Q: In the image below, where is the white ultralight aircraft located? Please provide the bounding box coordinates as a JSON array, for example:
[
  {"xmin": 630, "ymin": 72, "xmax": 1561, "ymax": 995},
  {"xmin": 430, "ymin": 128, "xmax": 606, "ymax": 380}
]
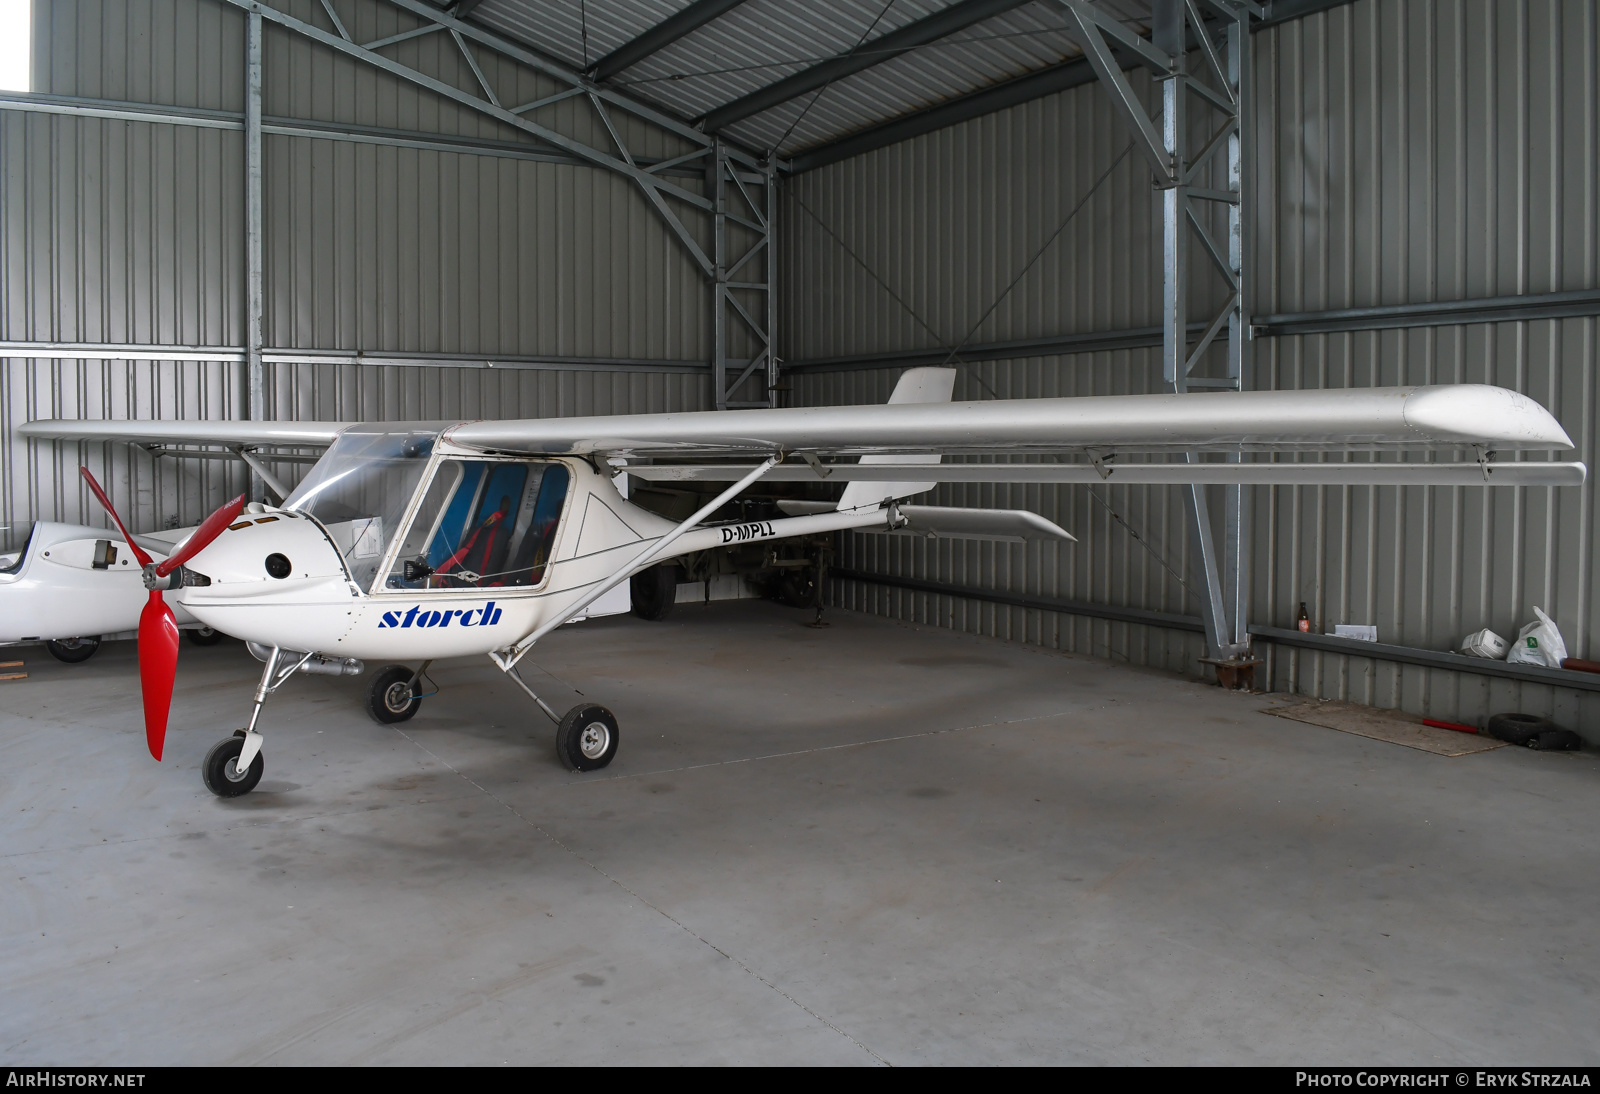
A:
[{"xmin": 16, "ymin": 369, "xmax": 1583, "ymax": 798}]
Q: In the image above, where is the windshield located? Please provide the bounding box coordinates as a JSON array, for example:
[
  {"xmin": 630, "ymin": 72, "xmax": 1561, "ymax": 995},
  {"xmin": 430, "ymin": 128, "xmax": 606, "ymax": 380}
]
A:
[{"xmin": 284, "ymin": 425, "xmax": 446, "ymax": 590}]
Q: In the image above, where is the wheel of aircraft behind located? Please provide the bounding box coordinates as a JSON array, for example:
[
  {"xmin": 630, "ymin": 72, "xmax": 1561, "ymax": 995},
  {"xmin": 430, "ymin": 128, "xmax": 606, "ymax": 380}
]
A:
[
  {"xmin": 778, "ymin": 565, "xmax": 821, "ymax": 609},
  {"xmin": 45, "ymin": 636, "xmax": 101, "ymax": 664},
  {"xmin": 185, "ymin": 626, "xmax": 223, "ymax": 647},
  {"xmin": 630, "ymin": 563, "xmax": 677, "ymax": 621}
]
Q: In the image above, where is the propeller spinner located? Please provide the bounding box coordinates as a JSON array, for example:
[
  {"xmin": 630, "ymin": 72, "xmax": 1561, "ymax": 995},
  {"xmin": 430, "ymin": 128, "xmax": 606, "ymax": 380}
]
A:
[{"xmin": 79, "ymin": 467, "xmax": 245, "ymax": 760}]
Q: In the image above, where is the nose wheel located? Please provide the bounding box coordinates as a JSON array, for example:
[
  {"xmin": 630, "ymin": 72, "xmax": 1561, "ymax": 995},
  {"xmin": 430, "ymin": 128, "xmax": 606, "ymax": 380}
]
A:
[
  {"xmin": 200, "ymin": 645, "xmax": 301, "ymax": 797},
  {"xmin": 202, "ymin": 733, "xmax": 264, "ymax": 797}
]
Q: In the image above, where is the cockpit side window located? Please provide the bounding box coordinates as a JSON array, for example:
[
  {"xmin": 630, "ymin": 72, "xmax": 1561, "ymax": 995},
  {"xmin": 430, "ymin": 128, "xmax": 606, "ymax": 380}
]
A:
[
  {"xmin": 384, "ymin": 459, "xmax": 570, "ymax": 593},
  {"xmin": 504, "ymin": 465, "xmax": 569, "ymax": 587},
  {"xmin": 430, "ymin": 463, "xmax": 527, "ymax": 585}
]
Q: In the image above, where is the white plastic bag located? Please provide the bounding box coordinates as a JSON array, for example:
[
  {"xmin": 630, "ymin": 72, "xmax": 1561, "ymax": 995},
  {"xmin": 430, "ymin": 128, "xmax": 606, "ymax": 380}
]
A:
[{"xmin": 1505, "ymin": 606, "xmax": 1567, "ymax": 668}]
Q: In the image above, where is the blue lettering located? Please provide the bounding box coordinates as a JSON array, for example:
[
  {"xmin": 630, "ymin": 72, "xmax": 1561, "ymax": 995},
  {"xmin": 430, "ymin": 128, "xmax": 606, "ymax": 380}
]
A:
[{"xmin": 379, "ymin": 604, "xmax": 503, "ymax": 629}]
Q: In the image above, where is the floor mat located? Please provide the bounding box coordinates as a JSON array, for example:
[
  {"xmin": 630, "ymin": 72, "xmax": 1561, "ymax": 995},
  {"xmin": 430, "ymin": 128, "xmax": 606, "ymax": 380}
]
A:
[{"xmin": 1261, "ymin": 698, "xmax": 1507, "ymax": 756}]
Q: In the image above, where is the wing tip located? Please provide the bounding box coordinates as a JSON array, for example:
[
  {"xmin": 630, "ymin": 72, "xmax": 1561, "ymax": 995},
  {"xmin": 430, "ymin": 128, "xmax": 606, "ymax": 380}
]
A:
[{"xmin": 1406, "ymin": 385, "xmax": 1575, "ymax": 450}]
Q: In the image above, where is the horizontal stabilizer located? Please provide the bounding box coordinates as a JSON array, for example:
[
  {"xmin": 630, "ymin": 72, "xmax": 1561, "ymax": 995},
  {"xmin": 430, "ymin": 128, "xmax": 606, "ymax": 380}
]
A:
[
  {"xmin": 891, "ymin": 505, "xmax": 1076, "ymax": 543},
  {"xmin": 773, "ymin": 500, "xmax": 1073, "ymax": 542}
]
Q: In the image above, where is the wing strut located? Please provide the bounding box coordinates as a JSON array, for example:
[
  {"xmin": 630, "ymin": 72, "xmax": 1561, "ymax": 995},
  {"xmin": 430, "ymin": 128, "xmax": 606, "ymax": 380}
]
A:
[
  {"xmin": 489, "ymin": 455, "xmax": 779, "ymax": 674},
  {"xmin": 231, "ymin": 447, "xmax": 291, "ymax": 500}
]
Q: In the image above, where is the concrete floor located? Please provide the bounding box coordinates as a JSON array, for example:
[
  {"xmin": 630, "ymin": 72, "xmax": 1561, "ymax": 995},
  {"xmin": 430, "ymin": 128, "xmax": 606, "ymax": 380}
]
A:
[{"xmin": 2, "ymin": 600, "xmax": 1597, "ymax": 1065}]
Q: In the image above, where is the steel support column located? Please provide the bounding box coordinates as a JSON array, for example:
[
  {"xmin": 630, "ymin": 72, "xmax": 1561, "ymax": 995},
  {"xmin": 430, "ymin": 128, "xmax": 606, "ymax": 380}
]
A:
[
  {"xmin": 1222, "ymin": 7, "xmax": 1252, "ymax": 652},
  {"xmin": 1061, "ymin": 0, "xmax": 1258, "ymax": 658},
  {"xmin": 709, "ymin": 142, "xmax": 776, "ymax": 409},
  {"xmin": 1159, "ymin": 0, "xmax": 1255, "ymax": 659},
  {"xmin": 245, "ymin": 11, "xmax": 265, "ymax": 501},
  {"xmin": 712, "ymin": 141, "xmax": 729, "ymax": 408}
]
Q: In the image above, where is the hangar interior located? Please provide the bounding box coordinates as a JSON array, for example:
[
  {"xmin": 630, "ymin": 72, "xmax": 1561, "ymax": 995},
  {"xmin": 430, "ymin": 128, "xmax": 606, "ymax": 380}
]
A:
[{"xmin": 2, "ymin": 0, "xmax": 1598, "ymax": 1066}]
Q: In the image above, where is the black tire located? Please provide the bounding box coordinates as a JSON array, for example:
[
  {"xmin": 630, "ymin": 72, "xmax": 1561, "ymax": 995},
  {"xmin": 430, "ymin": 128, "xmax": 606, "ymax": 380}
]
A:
[
  {"xmin": 556, "ymin": 704, "xmax": 619, "ymax": 772},
  {"xmin": 366, "ymin": 664, "xmax": 422, "ymax": 724},
  {"xmin": 1486, "ymin": 712, "xmax": 1558, "ymax": 746},
  {"xmin": 202, "ymin": 735, "xmax": 264, "ymax": 797},
  {"xmin": 46, "ymin": 636, "xmax": 100, "ymax": 664},
  {"xmin": 778, "ymin": 567, "xmax": 820, "ymax": 609},
  {"xmin": 185, "ymin": 626, "xmax": 223, "ymax": 647},
  {"xmin": 630, "ymin": 564, "xmax": 678, "ymax": 621},
  {"xmin": 1528, "ymin": 728, "xmax": 1582, "ymax": 751}
]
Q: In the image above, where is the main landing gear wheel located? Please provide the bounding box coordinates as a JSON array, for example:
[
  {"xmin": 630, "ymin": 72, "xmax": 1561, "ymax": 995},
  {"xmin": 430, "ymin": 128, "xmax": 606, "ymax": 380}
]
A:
[
  {"xmin": 367, "ymin": 665, "xmax": 423, "ymax": 724},
  {"xmin": 185, "ymin": 626, "xmax": 223, "ymax": 647},
  {"xmin": 202, "ymin": 733, "xmax": 264, "ymax": 797},
  {"xmin": 46, "ymin": 636, "xmax": 101, "ymax": 664},
  {"xmin": 778, "ymin": 567, "xmax": 820, "ymax": 609},
  {"xmin": 630, "ymin": 564, "xmax": 678, "ymax": 621},
  {"xmin": 556, "ymin": 704, "xmax": 619, "ymax": 771}
]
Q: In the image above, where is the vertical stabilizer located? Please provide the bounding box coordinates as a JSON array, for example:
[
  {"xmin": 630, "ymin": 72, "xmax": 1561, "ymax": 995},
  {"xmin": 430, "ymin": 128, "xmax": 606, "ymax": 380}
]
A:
[{"xmin": 836, "ymin": 367, "xmax": 958, "ymax": 511}]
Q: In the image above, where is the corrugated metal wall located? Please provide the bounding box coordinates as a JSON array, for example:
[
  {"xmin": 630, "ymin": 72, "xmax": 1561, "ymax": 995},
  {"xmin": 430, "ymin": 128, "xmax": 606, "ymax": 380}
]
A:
[
  {"xmin": 2, "ymin": 0, "xmax": 712, "ymax": 546},
  {"xmin": 782, "ymin": 0, "xmax": 1600, "ymax": 732}
]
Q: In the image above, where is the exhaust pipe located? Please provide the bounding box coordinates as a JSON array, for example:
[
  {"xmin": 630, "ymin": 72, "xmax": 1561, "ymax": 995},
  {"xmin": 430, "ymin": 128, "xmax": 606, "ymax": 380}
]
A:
[{"xmin": 247, "ymin": 641, "xmax": 364, "ymax": 676}]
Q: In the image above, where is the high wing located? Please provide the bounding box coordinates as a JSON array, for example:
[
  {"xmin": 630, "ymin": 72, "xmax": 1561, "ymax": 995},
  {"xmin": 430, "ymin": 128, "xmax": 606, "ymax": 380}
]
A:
[
  {"xmin": 18, "ymin": 419, "xmax": 353, "ymax": 501},
  {"xmin": 18, "ymin": 419, "xmax": 352, "ymax": 447},
  {"xmin": 20, "ymin": 382, "xmax": 1584, "ymax": 487},
  {"xmin": 447, "ymin": 383, "xmax": 1583, "ymax": 488},
  {"xmin": 449, "ymin": 384, "xmax": 1572, "ymax": 457}
]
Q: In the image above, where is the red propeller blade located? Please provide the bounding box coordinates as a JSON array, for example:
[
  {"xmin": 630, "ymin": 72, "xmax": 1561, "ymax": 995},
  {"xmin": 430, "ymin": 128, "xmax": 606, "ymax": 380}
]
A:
[
  {"xmin": 155, "ymin": 493, "xmax": 246, "ymax": 577},
  {"xmin": 138, "ymin": 592, "xmax": 180, "ymax": 761},
  {"xmin": 79, "ymin": 467, "xmax": 244, "ymax": 762},
  {"xmin": 79, "ymin": 467, "xmax": 153, "ymax": 568}
]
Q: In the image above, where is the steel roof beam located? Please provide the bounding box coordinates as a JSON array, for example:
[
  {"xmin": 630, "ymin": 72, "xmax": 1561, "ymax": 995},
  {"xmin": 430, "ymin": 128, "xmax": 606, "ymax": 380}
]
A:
[
  {"xmin": 698, "ymin": 0, "xmax": 1037, "ymax": 134},
  {"xmin": 591, "ymin": 0, "xmax": 750, "ymax": 82},
  {"xmin": 788, "ymin": 56, "xmax": 1096, "ymax": 173},
  {"xmin": 452, "ymin": 0, "xmax": 488, "ymax": 17},
  {"xmin": 367, "ymin": 0, "xmax": 769, "ymax": 166},
  {"xmin": 217, "ymin": 0, "xmax": 720, "ymax": 277},
  {"xmin": 787, "ymin": 0, "xmax": 1355, "ymax": 172}
]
